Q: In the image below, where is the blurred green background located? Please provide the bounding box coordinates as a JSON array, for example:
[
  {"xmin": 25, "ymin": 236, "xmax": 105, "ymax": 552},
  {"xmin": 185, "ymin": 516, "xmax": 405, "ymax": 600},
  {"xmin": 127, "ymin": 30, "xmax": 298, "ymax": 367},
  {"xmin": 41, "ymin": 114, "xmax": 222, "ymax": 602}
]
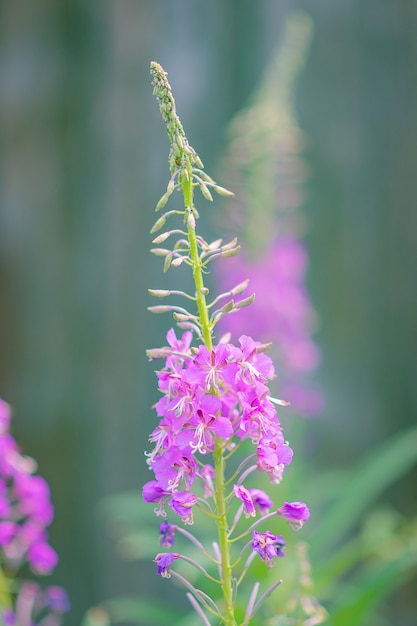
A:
[{"xmin": 0, "ymin": 1, "xmax": 416, "ymax": 625}]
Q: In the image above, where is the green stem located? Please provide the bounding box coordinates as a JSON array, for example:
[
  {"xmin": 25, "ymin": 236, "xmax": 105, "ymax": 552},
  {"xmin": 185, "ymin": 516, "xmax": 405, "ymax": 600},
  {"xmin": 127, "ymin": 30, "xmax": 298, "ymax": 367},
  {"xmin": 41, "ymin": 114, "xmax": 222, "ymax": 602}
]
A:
[
  {"xmin": 0, "ymin": 564, "xmax": 12, "ymax": 615},
  {"xmin": 182, "ymin": 162, "xmax": 212, "ymax": 350},
  {"xmin": 213, "ymin": 440, "xmax": 236, "ymax": 626},
  {"xmin": 180, "ymin": 161, "xmax": 236, "ymax": 626}
]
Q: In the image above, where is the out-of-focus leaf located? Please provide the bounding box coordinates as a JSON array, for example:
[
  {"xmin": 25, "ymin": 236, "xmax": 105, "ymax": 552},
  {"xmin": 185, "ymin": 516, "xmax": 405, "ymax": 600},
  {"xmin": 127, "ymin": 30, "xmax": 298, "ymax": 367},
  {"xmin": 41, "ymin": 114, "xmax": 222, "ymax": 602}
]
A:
[
  {"xmin": 99, "ymin": 492, "xmax": 152, "ymax": 526},
  {"xmin": 330, "ymin": 549, "xmax": 417, "ymax": 626},
  {"xmin": 105, "ymin": 596, "xmax": 184, "ymax": 625},
  {"xmin": 311, "ymin": 426, "xmax": 417, "ymax": 556},
  {"xmin": 81, "ymin": 607, "xmax": 112, "ymax": 626}
]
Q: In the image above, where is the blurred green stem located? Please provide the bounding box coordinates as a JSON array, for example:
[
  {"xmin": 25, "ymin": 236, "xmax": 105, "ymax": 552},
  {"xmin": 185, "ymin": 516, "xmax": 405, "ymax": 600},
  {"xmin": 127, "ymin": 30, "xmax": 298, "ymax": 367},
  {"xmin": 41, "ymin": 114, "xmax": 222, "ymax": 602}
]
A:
[{"xmin": 0, "ymin": 565, "xmax": 12, "ymax": 615}]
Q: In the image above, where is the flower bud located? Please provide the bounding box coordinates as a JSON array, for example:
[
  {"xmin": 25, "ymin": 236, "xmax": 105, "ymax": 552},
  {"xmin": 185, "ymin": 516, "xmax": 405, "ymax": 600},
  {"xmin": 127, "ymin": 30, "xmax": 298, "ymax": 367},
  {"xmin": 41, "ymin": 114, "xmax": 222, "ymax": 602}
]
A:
[
  {"xmin": 199, "ymin": 183, "xmax": 213, "ymax": 202},
  {"xmin": 148, "ymin": 289, "xmax": 171, "ymax": 298},
  {"xmin": 152, "ymin": 232, "xmax": 171, "ymax": 244},
  {"xmin": 213, "ymin": 185, "xmax": 234, "ymax": 197},
  {"xmin": 155, "ymin": 192, "xmax": 170, "ymax": 212}
]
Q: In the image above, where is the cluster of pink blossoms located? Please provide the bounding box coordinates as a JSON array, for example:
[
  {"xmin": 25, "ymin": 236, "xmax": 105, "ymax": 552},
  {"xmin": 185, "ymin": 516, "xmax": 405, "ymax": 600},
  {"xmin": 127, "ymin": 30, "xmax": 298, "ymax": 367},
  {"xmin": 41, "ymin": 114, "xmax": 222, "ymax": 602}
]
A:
[
  {"xmin": 0, "ymin": 398, "xmax": 69, "ymax": 626},
  {"xmin": 142, "ymin": 329, "xmax": 296, "ymax": 526}
]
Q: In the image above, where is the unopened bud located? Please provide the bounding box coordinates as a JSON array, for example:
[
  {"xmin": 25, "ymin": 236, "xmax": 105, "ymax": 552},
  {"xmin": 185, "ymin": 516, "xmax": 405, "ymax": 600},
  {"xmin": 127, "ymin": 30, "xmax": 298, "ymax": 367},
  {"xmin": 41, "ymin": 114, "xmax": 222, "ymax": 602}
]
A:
[
  {"xmin": 163, "ymin": 254, "xmax": 173, "ymax": 272},
  {"xmin": 151, "ymin": 248, "xmax": 170, "ymax": 256},
  {"xmin": 194, "ymin": 155, "xmax": 204, "ymax": 169},
  {"xmin": 173, "ymin": 312, "xmax": 192, "ymax": 322},
  {"xmin": 207, "ymin": 238, "xmax": 223, "ymax": 251},
  {"xmin": 221, "ymin": 237, "xmax": 238, "ymax": 251},
  {"xmin": 230, "ymin": 279, "xmax": 250, "ymax": 296},
  {"xmin": 234, "ymin": 293, "xmax": 255, "ymax": 309},
  {"xmin": 148, "ymin": 289, "xmax": 171, "ymax": 298},
  {"xmin": 147, "ymin": 305, "xmax": 173, "ymax": 314},
  {"xmin": 221, "ymin": 245, "xmax": 240, "ymax": 258},
  {"xmin": 168, "ymin": 178, "xmax": 176, "ymax": 192},
  {"xmin": 200, "ymin": 287, "xmax": 209, "ymax": 296},
  {"xmin": 256, "ymin": 342, "xmax": 273, "ymax": 354},
  {"xmin": 214, "ymin": 185, "xmax": 234, "ymax": 197},
  {"xmin": 155, "ymin": 192, "xmax": 170, "ymax": 212},
  {"xmin": 152, "ymin": 232, "xmax": 171, "ymax": 244},
  {"xmin": 187, "ymin": 211, "xmax": 195, "ymax": 229},
  {"xmin": 146, "ymin": 347, "xmax": 172, "ymax": 360},
  {"xmin": 220, "ymin": 299, "xmax": 235, "ymax": 314},
  {"xmin": 150, "ymin": 215, "xmax": 167, "ymax": 234},
  {"xmin": 199, "ymin": 183, "xmax": 213, "ymax": 202}
]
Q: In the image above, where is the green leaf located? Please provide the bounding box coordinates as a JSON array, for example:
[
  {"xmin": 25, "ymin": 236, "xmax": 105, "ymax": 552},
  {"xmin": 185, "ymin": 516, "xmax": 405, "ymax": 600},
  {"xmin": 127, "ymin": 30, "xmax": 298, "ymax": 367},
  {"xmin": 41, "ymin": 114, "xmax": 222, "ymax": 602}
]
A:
[
  {"xmin": 330, "ymin": 551, "xmax": 417, "ymax": 626},
  {"xmin": 105, "ymin": 596, "xmax": 184, "ymax": 625},
  {"xmin": 310, "ymin": 426, "xmax": 417, "ymax": 557}
]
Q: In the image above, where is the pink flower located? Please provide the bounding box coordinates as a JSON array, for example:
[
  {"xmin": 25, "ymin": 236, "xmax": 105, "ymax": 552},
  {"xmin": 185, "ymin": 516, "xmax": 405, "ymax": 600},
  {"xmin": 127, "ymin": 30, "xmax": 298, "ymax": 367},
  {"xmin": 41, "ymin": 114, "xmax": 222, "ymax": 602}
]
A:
[
  {"xmin": 233, "ymin": 485, "xmax": 256, "ymax": 518},
  {"xmin": 248, "ymin": 488, "xmax": 273, "ymax": 515},
  {"xmin": 168, "ymin": 492, "xmax": 197, "ymax": 524},
  {"xmin": 277, "ymin": 501, "xmax": 310, "ymax": 530},
  {"xmin": 27, "ymin": 542, "xmax": 58, "ymax": 575}
]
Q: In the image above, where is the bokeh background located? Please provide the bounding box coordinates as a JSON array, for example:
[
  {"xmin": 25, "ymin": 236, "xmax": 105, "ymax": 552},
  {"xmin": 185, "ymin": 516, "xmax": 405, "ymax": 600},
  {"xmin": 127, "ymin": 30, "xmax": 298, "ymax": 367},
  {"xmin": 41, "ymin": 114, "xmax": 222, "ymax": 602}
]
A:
[{"xmin": 0, "ymin": 1, "xmax": 416, "ymax": 625}]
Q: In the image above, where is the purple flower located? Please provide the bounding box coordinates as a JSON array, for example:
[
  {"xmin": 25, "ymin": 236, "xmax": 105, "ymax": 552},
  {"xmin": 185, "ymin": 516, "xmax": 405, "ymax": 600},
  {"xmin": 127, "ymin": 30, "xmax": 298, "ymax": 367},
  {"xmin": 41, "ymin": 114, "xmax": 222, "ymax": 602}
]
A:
[
  {"xmin": 233, "ymin": 485, "xmax": 256, "ymax": 518},
  {"xmin": 277, "ymin": 501, "xmax": 310, "ymax": 530},
  {"xmin": 151, "ymin": 446, "xmax": 197, "ymax": 492},
  {"xmin": 154, "ymin": 552, "xmax": 180, "ymax": 577},
  {"xmin": 248, "ymin": 488, "xmax": 273, "ymax": 515},
  {"xmin": 168, "ymin": 492, "xmax": 197, "ymax": 524},
  {"xmin": 0, "ymin": 522, "xmax": 18, "ymax": 546},
  {"xmin": 2, "ymin": 609, "xmax": 14, "ymax": 626},
  {"xmin": 142, "ymin": 480, "xmax": 168, "ymax": 516},
  {"xmin": 184, "ymin": 343, "xmax": 237, "ymax": 391},
  {"xmin": 251, "ymin": 530, "xmax": 286, "ymax": 566},
  {"xmin": 14, "ymin": 474, "xmax": 54, "ymax": 525},
  {"xmin": 0, "ymin": 397, "xmax": 59, "ymax": 577},
  {"xmin": 176, "ymin": 394, "xmax": 233, "ymax": 454},
  {"xmin": 257, "ymin": 435, "xmax": 293, "ymax": 483},
  {"xmin": 27, "ymin": 542, "xmax": 58, "ymax": 575},
  {"xmin": 45, "ymin": 586, "xmax": 71, "ymax": 613},
  {"xmin": 159, "ymin": 522, "xmax": 177, "ymax": 548}
]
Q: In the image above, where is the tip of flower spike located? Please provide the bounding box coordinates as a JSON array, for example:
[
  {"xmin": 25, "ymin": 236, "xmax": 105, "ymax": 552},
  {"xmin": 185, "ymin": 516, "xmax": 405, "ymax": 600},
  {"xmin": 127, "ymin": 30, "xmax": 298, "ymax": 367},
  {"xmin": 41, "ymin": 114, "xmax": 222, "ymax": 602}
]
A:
[{"xmin": 150, "ymin": 61, "xmax": 203, "ymax": 174}]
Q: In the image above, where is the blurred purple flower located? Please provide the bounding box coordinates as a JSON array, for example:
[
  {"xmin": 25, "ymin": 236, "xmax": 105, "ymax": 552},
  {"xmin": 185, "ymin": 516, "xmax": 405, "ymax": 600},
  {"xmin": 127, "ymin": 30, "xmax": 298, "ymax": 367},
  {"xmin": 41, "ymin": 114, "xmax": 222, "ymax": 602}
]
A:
[
  {"xmin": 0, "ymin": 399, "xmax": 59, "ymax": 575},
  {"xmin": 154, "ymin": 552, "xmax": 180, "ymax": 577},
  {"xmin": 45, "ymin": 586, "xmax": 71, "ymax": 613},
  {"xmin": 252, "ymin": 530, "xmax": 286, "ymax": 566},
  {"xmin": 0, "ymin": 398, "xmax": 69, "ymax": 624},
  {"xmin": 217, "ymin": 238, "xmax": 323, "ymax": 417},
  {"xmin": 159, "ymin": 522, "xmax": 177, "ymax": 548}
]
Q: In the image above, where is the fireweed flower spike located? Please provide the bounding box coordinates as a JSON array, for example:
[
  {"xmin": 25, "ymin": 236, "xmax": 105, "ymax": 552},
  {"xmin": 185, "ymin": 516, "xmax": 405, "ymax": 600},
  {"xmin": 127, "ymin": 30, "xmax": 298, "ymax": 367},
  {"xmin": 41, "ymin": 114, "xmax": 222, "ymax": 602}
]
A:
[{"xmin": 143, "ymin": 62, "xmax": 309, "ymax": 626}]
